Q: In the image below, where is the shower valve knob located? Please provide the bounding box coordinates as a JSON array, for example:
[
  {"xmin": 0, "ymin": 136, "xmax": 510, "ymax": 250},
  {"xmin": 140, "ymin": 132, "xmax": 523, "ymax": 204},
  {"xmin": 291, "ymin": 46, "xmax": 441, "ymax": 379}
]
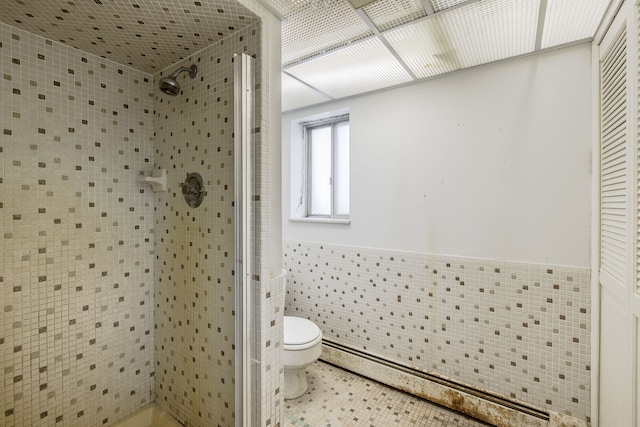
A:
[{"xmin": 181, "ymin": 172, "xmax": 206, "ymax": 208}]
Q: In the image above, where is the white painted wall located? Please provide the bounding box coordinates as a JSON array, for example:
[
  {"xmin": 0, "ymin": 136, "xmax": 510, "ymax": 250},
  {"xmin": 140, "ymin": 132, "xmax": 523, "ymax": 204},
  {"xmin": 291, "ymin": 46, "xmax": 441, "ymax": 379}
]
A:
[{"xmin": 282, "ymin": 43, "xmax": 592, "ymax": 267}]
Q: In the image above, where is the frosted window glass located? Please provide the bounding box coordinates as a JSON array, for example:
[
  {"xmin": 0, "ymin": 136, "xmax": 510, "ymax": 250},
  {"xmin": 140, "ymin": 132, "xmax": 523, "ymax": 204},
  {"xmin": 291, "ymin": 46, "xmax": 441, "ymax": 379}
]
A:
[
  {"xmin": 304, "ymin": 115, "xmax": 349, "ymax": 218},
  {"xmin": 309, "ymin": 126, "xmax": 332, "ymax": 215},
  {"xmin": 334, "ymin": 121, "xmax": 350, "ymax": 215}
]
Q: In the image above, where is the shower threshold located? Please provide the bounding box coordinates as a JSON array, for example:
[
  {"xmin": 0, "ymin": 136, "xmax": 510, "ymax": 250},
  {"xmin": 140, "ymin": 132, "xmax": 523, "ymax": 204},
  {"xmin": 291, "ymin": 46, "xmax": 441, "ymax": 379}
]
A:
[{"xmin": 112, "ymin": 404, "xmax": 182, "ymax": 427}]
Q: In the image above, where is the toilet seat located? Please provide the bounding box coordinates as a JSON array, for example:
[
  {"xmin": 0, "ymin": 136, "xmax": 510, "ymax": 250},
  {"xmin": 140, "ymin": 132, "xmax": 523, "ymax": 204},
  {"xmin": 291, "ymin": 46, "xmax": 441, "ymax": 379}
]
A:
[{"xmin": 284, "ymin": 316, "xmax": 322, "ymax": 351}]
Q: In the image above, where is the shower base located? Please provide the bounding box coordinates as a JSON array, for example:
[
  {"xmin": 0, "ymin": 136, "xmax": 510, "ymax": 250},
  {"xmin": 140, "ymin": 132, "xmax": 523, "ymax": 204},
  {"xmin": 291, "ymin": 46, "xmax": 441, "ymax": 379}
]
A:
[{"xmin": 112, "ymin": 404, "xmax": 182, "ymax": 427}]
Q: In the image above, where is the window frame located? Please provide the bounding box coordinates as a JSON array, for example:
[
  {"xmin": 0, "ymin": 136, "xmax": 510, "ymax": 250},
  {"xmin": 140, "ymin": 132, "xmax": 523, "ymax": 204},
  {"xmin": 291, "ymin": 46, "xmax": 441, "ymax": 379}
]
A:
[{"xmin": 302, "ymin": 114, "xmax": 350, "ymax": 220}]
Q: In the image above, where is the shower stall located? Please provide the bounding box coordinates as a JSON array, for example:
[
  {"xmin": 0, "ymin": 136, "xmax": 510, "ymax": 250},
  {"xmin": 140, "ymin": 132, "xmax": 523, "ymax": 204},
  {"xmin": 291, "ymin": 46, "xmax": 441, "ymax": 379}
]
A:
[
  {"xmin": 0, "ymin": 1, "xmax": 283, "ymax": 426},
  {"xmin": 152, "ymin": 44, "xmax": 257, "ymax": 426}
]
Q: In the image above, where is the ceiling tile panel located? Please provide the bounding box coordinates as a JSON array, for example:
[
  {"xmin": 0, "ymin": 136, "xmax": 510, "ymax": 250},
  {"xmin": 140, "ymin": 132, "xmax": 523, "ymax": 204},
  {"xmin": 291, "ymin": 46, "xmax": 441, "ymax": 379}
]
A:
[
  {"xmin": 282, "ymin": 72, "xmax": 334, "ymax": 111},
  {"xmin": 541, "ymin": 0, "xmax": 610, "ymax": 49},
  {"xmin": 362, "ymin": 0, "xmax": 427, "ymax": 32},
  {"xmin": 285, "ymin": 37, "xmax": 413, "ymax": 99},
  {"xmin": 256, "ymin": 0, "xmax": 314, "ymax": 17},
  {"xmin": 383, "ymin": 16, "xmax": 462, "ymax": 79},
  {"xmin": 430, "ymin": 0, "xmax": 471, "ymax": 13},
  {"xmin": 440, "ymin": 0, "xmax": 538, "ymax": 68},
  {"xmin": 281, "ymin": 0, "xmax": 373, "ymax": 66}
]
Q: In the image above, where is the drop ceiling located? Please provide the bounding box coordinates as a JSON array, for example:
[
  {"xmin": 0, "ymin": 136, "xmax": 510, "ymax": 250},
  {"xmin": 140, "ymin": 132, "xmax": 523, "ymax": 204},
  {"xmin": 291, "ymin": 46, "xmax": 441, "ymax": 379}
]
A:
[
  {"xmin": 0, "ymin": 0, "xmax": 613, "ymax": 112},
  {"xmin": 266, "ymin": 0, "xmax": 612, "ymax": 111}
]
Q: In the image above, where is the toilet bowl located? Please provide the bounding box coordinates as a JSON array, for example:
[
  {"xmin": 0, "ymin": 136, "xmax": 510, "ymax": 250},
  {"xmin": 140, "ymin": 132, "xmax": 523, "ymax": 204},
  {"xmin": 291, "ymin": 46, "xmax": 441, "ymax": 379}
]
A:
[{"xmin": 283, "ymin": 316, "xmax": 322, "ymax": 399}]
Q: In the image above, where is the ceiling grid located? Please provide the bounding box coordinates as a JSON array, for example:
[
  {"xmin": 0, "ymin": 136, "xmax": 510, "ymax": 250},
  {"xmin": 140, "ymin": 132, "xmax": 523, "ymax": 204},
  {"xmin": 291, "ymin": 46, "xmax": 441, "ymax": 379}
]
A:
[
  {"xmin": 286, "ymin": 36, "xmax": 414, "ymax": 99},
  {"xmin": 281, "ymin": 0, "xmax": 373, "ymax": 66},
  {"xmin": 362, "ymin": 0, "xmax": 428, "ymax": 31},
  {"xmin": 277, "ymin": 0, "xmax": 611, "ymax": 111}
]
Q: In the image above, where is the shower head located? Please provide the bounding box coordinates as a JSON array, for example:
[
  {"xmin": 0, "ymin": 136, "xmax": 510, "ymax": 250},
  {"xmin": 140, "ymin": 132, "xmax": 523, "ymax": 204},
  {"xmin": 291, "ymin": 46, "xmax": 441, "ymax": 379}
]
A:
[{"xmin": 159, "ymin": 64, "xmax": 198, "ymax": 96}]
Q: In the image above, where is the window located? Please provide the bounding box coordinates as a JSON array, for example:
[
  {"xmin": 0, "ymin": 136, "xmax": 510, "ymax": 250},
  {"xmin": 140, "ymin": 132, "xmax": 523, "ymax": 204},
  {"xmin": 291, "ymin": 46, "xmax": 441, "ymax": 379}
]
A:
[{"xmin": 303, "ymin": 115, "xmax": 349, "ymax": 219}]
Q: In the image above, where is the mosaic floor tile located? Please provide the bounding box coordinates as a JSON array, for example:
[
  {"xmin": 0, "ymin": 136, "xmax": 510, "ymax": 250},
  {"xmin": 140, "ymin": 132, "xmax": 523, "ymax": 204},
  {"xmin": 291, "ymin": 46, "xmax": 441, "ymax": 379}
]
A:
[{"xmin": 284, "ymin": 362, "xmax": 491, "ymax": 427}]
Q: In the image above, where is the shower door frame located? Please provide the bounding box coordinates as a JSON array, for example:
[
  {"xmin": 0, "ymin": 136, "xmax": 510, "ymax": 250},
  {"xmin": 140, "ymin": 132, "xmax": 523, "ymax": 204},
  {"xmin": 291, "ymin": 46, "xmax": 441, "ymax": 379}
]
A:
[{"xmin": 234, "ymin": 52, "xmax": 256, "ymax": 427}]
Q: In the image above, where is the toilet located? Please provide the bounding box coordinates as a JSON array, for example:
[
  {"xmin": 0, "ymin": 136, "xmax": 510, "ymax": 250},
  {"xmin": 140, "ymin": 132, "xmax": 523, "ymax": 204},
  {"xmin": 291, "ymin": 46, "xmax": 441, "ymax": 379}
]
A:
[{"xmin": 283, "ymin": 315, "xmax": 322, "ymax": 399}]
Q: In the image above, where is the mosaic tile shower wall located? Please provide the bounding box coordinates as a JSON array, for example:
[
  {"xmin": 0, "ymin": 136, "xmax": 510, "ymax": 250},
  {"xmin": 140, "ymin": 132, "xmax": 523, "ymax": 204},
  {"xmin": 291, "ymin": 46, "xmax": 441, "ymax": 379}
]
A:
[
  {"xmin": 0, "ymin": 22, "xmax": 156, "ymax": 427},
  {"xmin": 283, "ymin": 241, "xmax": 591, "ymax": 423},
  {"xmin": 251, "ymin": 12, "xmax": 286, "ymax": 424},
  {"xmin": 152, "ymin": 22, "xmax": 260, "ymax": 427},
  {"xmin": 257, "ymin": 272, "xmax": 285, "ymax": 426}
]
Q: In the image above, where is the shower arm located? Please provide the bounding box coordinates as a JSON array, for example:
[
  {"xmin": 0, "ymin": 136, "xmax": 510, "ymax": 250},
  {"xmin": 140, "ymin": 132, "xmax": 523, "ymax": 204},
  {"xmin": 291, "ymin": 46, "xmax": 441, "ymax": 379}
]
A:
[{"xmin": 169, "ymin": 65, "xmax": 197, "ymax": 79}]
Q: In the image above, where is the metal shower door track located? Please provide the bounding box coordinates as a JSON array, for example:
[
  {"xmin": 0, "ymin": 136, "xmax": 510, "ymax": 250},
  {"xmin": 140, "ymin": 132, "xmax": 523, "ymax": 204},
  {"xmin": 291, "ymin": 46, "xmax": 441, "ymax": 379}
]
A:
[{"xmin": 234, "ymin": 52, "xmax": 255, "ymax": 427}]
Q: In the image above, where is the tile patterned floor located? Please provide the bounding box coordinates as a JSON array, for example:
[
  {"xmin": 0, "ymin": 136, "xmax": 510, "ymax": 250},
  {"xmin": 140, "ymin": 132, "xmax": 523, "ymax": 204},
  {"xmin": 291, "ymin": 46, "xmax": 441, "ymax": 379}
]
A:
[{"xmin": 284, "ymin": 362, "xmax": 493, "ymax": 426}]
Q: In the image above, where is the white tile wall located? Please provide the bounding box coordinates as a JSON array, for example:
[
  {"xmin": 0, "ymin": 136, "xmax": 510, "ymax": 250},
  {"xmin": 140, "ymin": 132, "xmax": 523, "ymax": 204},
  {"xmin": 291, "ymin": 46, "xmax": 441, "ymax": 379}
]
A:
[
  {"xmin": 283, "ymin": 240, "xmax": 591, "ymax": 423},
  {"xmin": 0, "ymin": 22, "xmax": 155, "ymax": 427}
]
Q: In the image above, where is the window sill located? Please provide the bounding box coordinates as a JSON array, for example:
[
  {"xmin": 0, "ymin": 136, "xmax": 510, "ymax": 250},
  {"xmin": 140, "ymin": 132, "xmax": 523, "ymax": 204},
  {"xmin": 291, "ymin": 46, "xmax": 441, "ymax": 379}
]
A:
[{"xmin": 288, "ymin": 217, "xmax": 351, "ymax": 225}]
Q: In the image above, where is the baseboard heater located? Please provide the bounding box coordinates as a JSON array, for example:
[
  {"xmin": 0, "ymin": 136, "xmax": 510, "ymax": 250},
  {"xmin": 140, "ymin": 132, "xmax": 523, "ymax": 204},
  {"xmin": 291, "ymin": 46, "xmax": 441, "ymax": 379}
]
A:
[{"xmin": 321, "ymin": 339, "xmax": 551, "ymax": 426}]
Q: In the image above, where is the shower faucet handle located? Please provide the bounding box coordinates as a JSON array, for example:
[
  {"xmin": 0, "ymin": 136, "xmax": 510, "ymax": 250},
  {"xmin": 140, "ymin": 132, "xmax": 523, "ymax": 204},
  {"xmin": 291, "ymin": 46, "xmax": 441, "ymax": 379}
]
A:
[
  {"xmin": 181, "ymin": 183, "xmax": 206, "ymax": 195},
  {"xmin": 180, "ymin": 172, "xmax": 206, "ymax": 208},
  {"xmin": 181, "ymin": 182, "xmax": 193, "ymax": 195}
]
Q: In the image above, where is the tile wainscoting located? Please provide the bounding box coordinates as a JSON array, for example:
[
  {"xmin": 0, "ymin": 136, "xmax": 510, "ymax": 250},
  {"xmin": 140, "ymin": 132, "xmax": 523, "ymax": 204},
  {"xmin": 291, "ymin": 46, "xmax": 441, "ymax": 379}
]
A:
[{"xmin": 283, "ymin": 241, "xmax": 590, "ymax": 424}]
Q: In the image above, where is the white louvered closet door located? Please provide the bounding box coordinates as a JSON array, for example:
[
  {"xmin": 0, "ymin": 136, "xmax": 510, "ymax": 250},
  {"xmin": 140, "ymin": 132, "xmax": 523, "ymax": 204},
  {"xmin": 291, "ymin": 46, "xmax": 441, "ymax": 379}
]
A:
[{"xmin": 597, "ymin": 1, "xmax": 639, "ymax": 425}]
